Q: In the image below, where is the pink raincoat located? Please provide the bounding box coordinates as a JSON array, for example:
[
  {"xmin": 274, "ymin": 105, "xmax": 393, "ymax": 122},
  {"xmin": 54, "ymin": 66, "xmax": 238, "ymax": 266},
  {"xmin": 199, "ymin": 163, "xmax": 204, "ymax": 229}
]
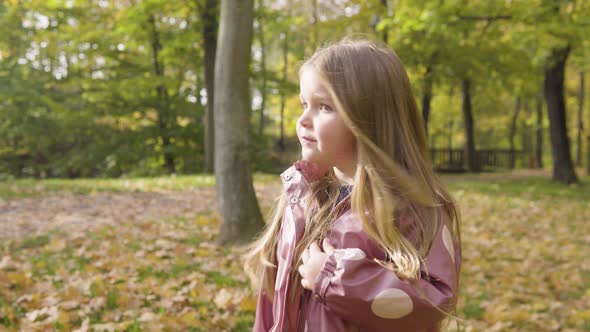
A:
[{"xmin": 253, "ymin": 160, "xmax": 460, "ymax": 331}]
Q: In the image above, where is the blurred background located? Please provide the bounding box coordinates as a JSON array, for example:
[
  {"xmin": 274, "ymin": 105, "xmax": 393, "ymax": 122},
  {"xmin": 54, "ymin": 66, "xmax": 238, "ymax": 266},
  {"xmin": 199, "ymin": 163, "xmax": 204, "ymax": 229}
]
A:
[
  {"xmin": 1, "ymin": 1, "xmax": 590, "ymax": 331},
  {"xmin": 1, "ymin": 0, "xmax": 588, "ymax": 180}
]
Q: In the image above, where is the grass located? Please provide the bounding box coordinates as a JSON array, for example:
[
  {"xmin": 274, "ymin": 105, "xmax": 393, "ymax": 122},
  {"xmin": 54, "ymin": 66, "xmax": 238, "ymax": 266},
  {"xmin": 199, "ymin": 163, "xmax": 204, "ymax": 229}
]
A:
[
  {"xmin": 0, "ymin": 172, "xmax": 277, "ymax": 199},
  {"xmin": 1, "ymin": 167, "xmax": 588, "ymax": 201},
  {"xmin": 445, "ymin": 171, "xmax": 590, "ymax": 201}
]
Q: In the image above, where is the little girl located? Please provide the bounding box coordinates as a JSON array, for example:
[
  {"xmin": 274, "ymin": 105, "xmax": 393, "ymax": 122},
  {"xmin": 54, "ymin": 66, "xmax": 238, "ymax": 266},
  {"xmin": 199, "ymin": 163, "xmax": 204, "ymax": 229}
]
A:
[{"xmin": 245, "ymin": 37, "xmax": 461, "ymax": 331}]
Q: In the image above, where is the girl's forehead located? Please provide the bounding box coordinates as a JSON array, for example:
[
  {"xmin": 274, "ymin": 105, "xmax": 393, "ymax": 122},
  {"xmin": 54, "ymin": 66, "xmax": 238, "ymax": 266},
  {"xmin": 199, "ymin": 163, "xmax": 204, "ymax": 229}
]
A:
[{"xmin": 299, "ymin": 69, "xmax": 330, "ymax": 98}]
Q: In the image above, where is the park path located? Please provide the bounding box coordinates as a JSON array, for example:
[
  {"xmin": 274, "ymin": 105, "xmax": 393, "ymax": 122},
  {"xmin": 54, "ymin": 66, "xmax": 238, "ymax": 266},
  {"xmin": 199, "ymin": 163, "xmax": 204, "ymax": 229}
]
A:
[{"xmin": 0, "ymin": 182, "xmax": 283, "ymax": 240}]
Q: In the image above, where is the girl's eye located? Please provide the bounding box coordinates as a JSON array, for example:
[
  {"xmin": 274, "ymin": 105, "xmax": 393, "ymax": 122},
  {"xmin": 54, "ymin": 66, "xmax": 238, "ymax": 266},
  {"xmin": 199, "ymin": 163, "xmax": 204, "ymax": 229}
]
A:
[
  {"xmin": 301, "ymin": 102, "xmax": 308, "ymax": 111},
  {"xmin": 320, "ymin": 104, "xmax": 332, "ymax": 112}
]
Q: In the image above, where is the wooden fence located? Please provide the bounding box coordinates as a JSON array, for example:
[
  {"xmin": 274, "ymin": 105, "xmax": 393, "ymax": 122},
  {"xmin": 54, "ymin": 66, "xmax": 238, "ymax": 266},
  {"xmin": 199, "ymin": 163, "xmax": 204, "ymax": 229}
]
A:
[{"xmin": 430, "ymin": 148, "xmax": 523, "ymax": 172}]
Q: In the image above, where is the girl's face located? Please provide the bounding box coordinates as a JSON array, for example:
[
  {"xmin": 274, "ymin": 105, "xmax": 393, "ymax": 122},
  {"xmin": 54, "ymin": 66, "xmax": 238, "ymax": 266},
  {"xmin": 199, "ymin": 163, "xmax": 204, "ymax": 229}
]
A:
[{"xmin": 297, "ymin": 68, "xmax": 357, "ymax": 175}]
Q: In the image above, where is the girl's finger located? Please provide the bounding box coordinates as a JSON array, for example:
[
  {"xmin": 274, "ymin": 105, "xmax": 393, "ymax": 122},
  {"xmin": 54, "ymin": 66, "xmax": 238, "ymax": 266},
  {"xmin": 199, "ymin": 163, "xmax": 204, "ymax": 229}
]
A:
[
  {"xmin": 298, "ymin": 264, "xmax": 306, "ymax": 277},
  {"xmin": 309, "ymin": 241, "xmax": 321, "ymax": 254},
  {"xmin": 301, "ymin": 248, "xmax": 310, "ymax": 263},
  {"xmin": 322, "ymin": 238, "xmax": 335, "ymax": 255},
  {"xmin": 301, "ymin": 278, "xmax": 310, "ymax": 289}
]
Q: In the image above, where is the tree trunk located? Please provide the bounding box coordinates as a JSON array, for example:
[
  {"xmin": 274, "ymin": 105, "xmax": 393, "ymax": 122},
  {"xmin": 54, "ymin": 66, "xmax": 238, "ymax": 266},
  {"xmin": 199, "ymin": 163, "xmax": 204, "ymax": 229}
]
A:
[
  {"xmin": 257, "ymin": 0, "xmax": 267, "ymax": 136},
  {"xmin": 421, "ymin": 63, "xmax": 433, "ymax": 136},
  {"xmin": 311, "ymin": 0, "xmax": 319, "ymax": 49},
  {"xmin": 447, "ymin": 86, "xmax": 455, "ymax": 150},
  {"xmin": 587, "ymin": 74, "xmax": 590, "ymax": 175},
  {"xmin": 521, "ymin": 100, "xmax": 533, "ymax": 168},
  {"xmin": 202, "ymin": 0, "xmax": 218, "ymax": 174},
  {"xmin": 381, "ymin": 0, "xmax": 388, "ymax": 44},
  {"xmin": 536, "ymin": 93, "xmax": 544, "ymax": 169},
  {"xmin": 278, "ymin": 31, "xmax": 288, "ymax": 152},
  {"xmin": 461, "ymin": 79, "xmax": 478, "ymax": 172},
  {"xmin": 149, "ymin": 15, "xmax": 175, "ymax": 173},
  {"xmin": 214, "ymin": 0, "xmax": 264, "ymax": 245},
  {"xmin": 576, "ymin": 71, "xmax": 584, "ymax": 167},
  {"xmin": 508, "ymin": 97, "xmax": 521, "ymax": 169},
  {"xmin": 543, "ymin": 46, "xmax": 578, "ymax": 184}
]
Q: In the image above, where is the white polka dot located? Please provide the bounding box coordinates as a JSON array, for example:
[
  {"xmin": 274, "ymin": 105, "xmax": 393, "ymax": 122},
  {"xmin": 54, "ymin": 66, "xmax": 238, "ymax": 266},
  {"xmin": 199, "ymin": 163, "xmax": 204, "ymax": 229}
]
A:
[
  {"xmin": 371, "ymin": 288, "xmax": 413, "ymax": 319},
  {"xmin": 333, "ymin": 248, "xmax": 366, "ymax": 261},
  {"xmin": 442, "ymin": 225, "xmax": 455, "ymax": 262},
  {"xmin": 333, "ymin": 248, "xmax": 366, "ymax": 269}
]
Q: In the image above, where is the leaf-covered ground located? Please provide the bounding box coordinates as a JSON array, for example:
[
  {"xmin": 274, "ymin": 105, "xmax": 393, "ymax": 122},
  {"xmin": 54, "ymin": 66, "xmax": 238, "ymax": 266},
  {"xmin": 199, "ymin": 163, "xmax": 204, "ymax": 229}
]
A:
[{"xmin": 1, "ymin": 170, "xmax": 589, "ymax": 331}]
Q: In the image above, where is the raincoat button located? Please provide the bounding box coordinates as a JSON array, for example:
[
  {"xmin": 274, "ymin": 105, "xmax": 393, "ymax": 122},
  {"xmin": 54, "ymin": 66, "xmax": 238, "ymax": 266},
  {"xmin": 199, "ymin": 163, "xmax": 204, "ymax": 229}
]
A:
[{"xmin": 290, "ymin": 197, "xmax": 298, "ymax": 204}]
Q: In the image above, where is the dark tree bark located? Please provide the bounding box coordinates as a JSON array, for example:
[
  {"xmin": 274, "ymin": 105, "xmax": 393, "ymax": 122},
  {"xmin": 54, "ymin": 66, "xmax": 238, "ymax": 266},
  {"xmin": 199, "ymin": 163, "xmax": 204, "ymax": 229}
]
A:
[
  {"xmin": 536, "ymin": 93, "xmax": 544, "ymax": 169},
  {"xmin": 461, "ymin": 79, "xmax": 478, "ymax": 172},
  {"xmin": 257, "ymin": 0, "xmax": 267, "ymax": 136},
  {"xmin": 214, "ymin": 0, "xmax": 264, "ymax": 245},
  {"xmin": 519, "ymin": 100, "xmax": 534, "ymax": 168},
  {"xmin": 588, "ymin": 77, "xmax": 590, "ymax": 175},
  {"xmin": 200, "ymin": 0, "xmax": 219, "ymax": 173},
  {"xmin": 508, "ymin": 97, "xmax": 521, "ymax": 169},
  {"xmin": 543, "ymin": 46, "xmax": 578, "ymax": 184},
  {"xmin": 311, "ymin": 0, "xmax": 319, "ymax": 49},
  {"xmin": 381, "ymin": 0, "xmax": 388, "ymax": 43},
  {"xmin": 587, "ymin": 72, "xmax": 590, "ymax": 175},
  {"xmin": 576, "ymin": 71, "xmax": 584, "ymax": 167},
  {"xmin": 422, "ymin": 63, "xmax": 433, "ymax": 135},
  {"xmin": 278, "ymin": 31, "xmax": 288, "ymax": 152},
  {"xmin": 587, "ymin": 128, "xmax": 590, "ymax": 175},
  {"xmin": 149, "ymin": 15, "xmax": 175, "ymax": 173}
]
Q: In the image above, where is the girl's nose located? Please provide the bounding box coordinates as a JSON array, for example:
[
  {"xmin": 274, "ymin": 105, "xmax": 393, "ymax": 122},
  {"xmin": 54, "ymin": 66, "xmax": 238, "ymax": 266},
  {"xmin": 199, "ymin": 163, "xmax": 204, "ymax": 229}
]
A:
[{"xmin": 298, "ymin": 111, "xmax": 312, "ymax": 129}]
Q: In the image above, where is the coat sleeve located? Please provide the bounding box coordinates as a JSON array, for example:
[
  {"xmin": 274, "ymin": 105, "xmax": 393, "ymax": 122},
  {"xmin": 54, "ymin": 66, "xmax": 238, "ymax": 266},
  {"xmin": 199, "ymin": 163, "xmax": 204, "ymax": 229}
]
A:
[{"xmin": 312, "ymin": 220, "xmax": 460, "ymax": 331}]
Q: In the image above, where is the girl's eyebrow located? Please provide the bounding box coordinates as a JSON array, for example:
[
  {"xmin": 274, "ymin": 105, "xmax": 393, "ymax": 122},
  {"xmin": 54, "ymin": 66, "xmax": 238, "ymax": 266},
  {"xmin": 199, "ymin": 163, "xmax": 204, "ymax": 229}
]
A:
[{"xmin": 299, "ymin": 93, "xmax": 330, "ymax": 101}]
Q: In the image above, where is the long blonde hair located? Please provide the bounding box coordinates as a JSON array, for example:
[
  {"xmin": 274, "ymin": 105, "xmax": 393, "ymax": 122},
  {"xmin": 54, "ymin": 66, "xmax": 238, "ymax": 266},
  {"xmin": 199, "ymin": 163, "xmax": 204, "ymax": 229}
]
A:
[{"xmin": 244, "ymin": 37, "xmax": 461, "ymax": 308}]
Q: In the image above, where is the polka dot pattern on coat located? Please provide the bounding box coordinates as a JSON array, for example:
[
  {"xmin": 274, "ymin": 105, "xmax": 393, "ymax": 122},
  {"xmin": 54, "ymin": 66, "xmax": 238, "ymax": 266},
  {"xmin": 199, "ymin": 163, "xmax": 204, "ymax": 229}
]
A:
[
  {"xmin": 370, "ymin": 288, "xmax": 413, "ymax": 319},
  {"xmin": 333, "ymin": 248, "xmax": 366, "ymax": 261}
]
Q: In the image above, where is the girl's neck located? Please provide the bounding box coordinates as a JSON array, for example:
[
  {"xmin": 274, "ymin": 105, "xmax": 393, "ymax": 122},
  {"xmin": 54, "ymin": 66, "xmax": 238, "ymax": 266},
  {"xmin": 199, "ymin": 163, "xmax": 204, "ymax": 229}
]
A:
[{"xmin": 333, "ymin": 164, "xmax": 356, "ymax": 186}]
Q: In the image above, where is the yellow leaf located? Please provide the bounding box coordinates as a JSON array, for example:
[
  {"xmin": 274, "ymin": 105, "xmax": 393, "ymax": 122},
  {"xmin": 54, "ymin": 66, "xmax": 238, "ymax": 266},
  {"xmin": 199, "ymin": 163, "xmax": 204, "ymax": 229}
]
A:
[
  {"xmin": 92, "ymin": 276, "xmax": 105, "ymax": 296},
  {"xmin": 56, "ymin": 311, "xmax": 71, "ymax": 330},
  {"xmin": 568, "ymin": 309, "xmax": 590, "ymax": 326},
  {"xmin": 198, "ymin": 305, "xmax": 209, "ymax": 317},
  {"xmin": 196, "ymin": 216, "xmax": 209, "ymax": 226},
  {"xmin": 195, "ymin": 248, "xmax": 210, "ymax": 257},
  {"xmin": 8, "ymin": 272, "xmax": 31, "ymax": 288},
  {"xmin": 189, "ymin": 287, "xmax": 200, "ymax": 300},
  {"xmin": 35, "ymin": 260, "xmax": 46, "ymax": 270},
  {"xmin": 179, "ymin": 311, "xmax": 199, "ymax": 326},
  {"xmin": 46, "ymin": 238, "xmax": 66, "ymax": 252},
  {"xmin": 239, "ymin": 296, "xmax": 257, "ymax": 312},
  {"xmin": 116, "ymin": 292, "xmax": 130, "ymax": 308},
  {"xmin": 532, "ymin": 301, "xmax": 547, "ymax": 312},
  {"xmin": 64, "ymin": 286, "xmax": 82, "ymax": 300}
]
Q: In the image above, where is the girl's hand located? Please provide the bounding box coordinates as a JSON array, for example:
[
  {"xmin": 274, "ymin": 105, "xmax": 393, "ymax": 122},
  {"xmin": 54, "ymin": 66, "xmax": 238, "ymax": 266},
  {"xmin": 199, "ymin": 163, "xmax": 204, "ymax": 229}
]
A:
[{"xmin": 298, "ymin": 239, "xmax": 335, "ymax": 290}]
